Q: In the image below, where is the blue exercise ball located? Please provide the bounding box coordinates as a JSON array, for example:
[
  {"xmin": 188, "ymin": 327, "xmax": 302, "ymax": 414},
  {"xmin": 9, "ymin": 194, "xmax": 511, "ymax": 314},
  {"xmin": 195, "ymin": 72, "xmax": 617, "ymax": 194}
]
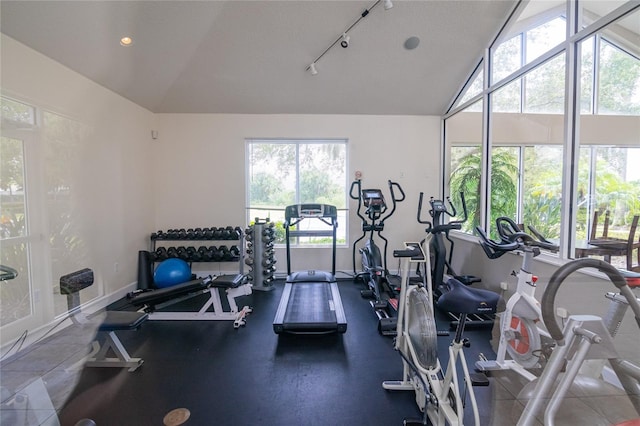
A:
[{"xmin": 154, "ymin": 258, "xmax": 191, "ymax": 288}]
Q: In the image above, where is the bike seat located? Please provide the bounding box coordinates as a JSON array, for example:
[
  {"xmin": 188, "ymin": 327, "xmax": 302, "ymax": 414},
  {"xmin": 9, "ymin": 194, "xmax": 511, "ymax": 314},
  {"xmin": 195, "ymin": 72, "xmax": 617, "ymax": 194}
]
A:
[{"xmin": 437, "ymin": 278, "xmax": 500, "ymax": 315}]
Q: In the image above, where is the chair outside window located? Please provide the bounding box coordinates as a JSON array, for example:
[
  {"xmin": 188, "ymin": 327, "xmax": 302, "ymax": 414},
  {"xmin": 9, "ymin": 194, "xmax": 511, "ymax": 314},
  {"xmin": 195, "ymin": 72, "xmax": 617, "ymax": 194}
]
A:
[{"xmin": 587, "ymin": 214, "xmax": 639, "ymax": 271}]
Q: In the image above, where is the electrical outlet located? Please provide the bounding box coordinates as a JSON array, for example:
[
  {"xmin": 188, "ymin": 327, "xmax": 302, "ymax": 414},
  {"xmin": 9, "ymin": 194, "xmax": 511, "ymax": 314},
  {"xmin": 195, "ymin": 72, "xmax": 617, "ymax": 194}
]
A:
[
  {"xmin": 556, "ymin": 307, "xmax": 569, "ymax": 319},
  {"xmin": 500, "ymin": 281, "xmax": 509, "ymax": 290}
]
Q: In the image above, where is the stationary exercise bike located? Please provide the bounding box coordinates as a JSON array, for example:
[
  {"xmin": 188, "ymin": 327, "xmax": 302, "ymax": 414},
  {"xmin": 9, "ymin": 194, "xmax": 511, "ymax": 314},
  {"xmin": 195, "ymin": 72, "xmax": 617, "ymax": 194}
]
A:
[
  {"xmin": 417, "ymin": 192, "xmax": 491, "ymax": 329},
  {"xmin": 383, "ymin": 236, "xmax": 500, "ymax": 426},
  {"xmin": 474, "ymin": 217, "xmax": 559, "ymax": 380},
  {"xmin": 350, "ymin": 178, "xmax": 405, "ymax": 334},
  {"xmin": 517, "ymin": 259, "xmax": 640, "ymax": 425}
]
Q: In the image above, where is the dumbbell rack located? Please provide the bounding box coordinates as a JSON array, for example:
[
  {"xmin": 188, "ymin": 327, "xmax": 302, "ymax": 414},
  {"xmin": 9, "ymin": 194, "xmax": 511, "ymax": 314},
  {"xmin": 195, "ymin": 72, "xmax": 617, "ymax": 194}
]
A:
[
  {"xmin": 149, "ymin": 227, "xmax": 244, "ymax": 275},
  {"xmin": 245, "ymin": 218, "xmax": 276, "ymax": 291}
]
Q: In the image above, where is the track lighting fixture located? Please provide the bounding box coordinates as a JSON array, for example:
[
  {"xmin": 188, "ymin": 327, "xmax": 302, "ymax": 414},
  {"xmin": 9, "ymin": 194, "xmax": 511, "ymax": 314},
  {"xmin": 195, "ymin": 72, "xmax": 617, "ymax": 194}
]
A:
[
  {"xmin": 305, "ymin": 0, "xmax": 393, "ymax": 74},
  {"xmin": 340, "ymin": 33, "xmax": 350, "ymax": 48}
]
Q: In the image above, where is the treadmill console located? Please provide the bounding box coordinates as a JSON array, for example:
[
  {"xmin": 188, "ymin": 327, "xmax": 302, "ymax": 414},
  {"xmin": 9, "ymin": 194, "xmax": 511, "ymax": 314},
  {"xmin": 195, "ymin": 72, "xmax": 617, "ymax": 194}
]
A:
[{"xmin": 285, "ymin": 204, "xmax": 338, "ymax": 220}]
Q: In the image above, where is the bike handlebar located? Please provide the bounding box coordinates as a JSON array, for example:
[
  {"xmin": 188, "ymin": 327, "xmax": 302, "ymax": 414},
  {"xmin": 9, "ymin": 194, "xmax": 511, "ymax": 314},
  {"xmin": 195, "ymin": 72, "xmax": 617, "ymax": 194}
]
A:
[
  {"xmin": 477, "ymin": 217, "xmax": 559, "ymax": 255},
  {"xmin": 541, "ymin": 258, "xmax": 640, "ymax": 345},
  {"xmin": 0, "ymin": 265, "xmax": 18, "ymax": 281}
]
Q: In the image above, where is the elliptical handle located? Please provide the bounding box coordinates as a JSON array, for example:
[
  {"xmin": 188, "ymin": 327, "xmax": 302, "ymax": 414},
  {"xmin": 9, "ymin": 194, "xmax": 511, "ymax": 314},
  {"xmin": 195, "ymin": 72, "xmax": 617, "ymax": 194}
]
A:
[
  {"xmin": 380, "ymin": 180, "xmax": 404, "ymax": 225},
  {"xmin": 350, "ymin": 179, "xmax": 367, "ymax": 223},
  {"xmin": 388, "ymin": 180, "xmax": 406, "ymax": 203},
  {"xmin": 417, "ymin": 192, "xmax": 433, "ymax": 232},
  {"xmin": 449, "ymin": 192, "xmax": 469, "ymax": 225},
  {"xmin": 349, "ymin": 179, "xmax": 361, "ymax": 200}
]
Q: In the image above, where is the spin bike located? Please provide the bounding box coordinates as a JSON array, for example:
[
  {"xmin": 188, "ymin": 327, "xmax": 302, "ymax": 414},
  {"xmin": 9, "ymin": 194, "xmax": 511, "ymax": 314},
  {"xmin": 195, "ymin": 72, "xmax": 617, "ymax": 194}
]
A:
[
  {"xmin": 474, "ymin": 217, "xmax": 559, "ymax": 380},
  {"xmin": 518, "ymin": 259, "xmax": 640, "ymax": 425},
  {"xmin": 417, "ymin": 192, "xmax": 491, "ymax": 329},
  {"xmin": 350, "ymin": 178, "xmax": 405, "ymax": 334},
  {"xmin": 383, "ymin": 236, "xmax": 500, "ymax": 426}
]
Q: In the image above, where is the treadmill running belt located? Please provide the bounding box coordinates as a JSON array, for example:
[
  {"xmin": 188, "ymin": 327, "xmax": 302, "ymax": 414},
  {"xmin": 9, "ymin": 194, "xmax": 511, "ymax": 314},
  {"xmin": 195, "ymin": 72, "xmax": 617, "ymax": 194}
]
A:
[{"xmin": 283, "ymin": 283, "xmax": 337, "ymax": 325}]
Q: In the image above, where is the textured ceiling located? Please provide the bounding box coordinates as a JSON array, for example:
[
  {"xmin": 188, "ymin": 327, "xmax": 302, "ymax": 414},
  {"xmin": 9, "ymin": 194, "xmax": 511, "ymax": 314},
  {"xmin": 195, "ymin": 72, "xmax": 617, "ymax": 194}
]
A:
[{"xmin": 0, "ymin": 1, "xmax": 517, "ymax": 115}]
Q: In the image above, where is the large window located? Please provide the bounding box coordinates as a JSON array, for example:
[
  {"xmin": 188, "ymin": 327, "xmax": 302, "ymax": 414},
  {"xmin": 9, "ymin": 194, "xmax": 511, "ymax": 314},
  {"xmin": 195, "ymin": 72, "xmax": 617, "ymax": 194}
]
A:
[
  {"xmin": 446, "ymin": 1, "xmax": 640, "ymax": 264},
  {"xmin": 246, "ymin": 139, "xmax": 347, "ymax": 245}
]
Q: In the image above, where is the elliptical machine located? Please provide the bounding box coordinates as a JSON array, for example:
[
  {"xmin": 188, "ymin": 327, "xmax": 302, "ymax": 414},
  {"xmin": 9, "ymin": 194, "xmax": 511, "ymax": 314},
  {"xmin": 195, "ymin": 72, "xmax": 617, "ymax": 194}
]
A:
[
  {"xmin": 350, "ymin": 178, "xmax": 405, "ymax": 334},
  {"xmin": 417, "ymin": 192, "xmax": 491, "ymax": 328}
]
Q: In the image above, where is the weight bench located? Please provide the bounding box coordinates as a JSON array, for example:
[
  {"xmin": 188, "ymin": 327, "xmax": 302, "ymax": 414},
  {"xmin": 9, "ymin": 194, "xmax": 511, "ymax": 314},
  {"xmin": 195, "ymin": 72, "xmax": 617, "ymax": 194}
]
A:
[
  {"xmin": 128, "ymin": 274, "xmax": 252, "ymax": 328},
  {"xmin": 60, "ymin": 269, "xmax": 148, "ymax": 372}
]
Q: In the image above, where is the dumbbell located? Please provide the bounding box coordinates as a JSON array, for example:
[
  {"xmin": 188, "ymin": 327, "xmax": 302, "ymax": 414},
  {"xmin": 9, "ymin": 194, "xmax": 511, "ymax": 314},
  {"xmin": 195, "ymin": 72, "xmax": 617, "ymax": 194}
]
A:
[
  {"xmin": 203, "ymin": 227, "xmax": 215, "ymax": 239},
  {"xmin": 217, "ymin": 245, "xmax": 230, "ymax": 261},
  {"xmin": 186, "ymin": 246, "xmax": 198, "ymax": 261},
  {"xmin": 229, "ymin": 245, "xmax": 240, "ymax": 258},
  {"xmin": 177, "ymin": 246, "xmax": 189, "ymax": 260},
  {"xmin": 193, "ymin": 228, "xmax": 203, "ymax": 239},
  {"xmin": 167, "ymin": 247, "xmax": 179, "ymax": 258},
  {"xmin": 209, "ymin": 246, "xmax": 222, "ymax": 261},
  {"xmin": 154, "ymin": 247, "xmax": 169, "ymax": 261},
  {"xmin": 197, "ymin": 246, "xmax": 212, "ymax": 261}
]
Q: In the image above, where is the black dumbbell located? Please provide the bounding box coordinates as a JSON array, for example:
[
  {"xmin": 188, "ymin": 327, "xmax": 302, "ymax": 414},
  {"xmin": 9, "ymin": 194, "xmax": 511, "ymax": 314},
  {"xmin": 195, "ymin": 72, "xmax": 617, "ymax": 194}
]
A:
[
  {"xmin": 217, "ymin": 245, "xmax": 230, "ymax": 260},
  {"xmin": 155, "ymin": 247, "xmax": 169, "ymax": 261},
  {"xmin": 186, "ymin": 246, "xmax": 198, "ymax": 261},
  {"xmin": 197, "ymin": 246, "xmax": 211, "ymax": 261},
  {"xmin": 175, "ymin": 246, "xmax": 188, "ymax": 260},
  {"xmin": 167, "ymin": 247, "xmax": 179, "ymax": 258},
  {"xmin": 209, "ymin": 246, "xmax": 221, "ymax": 261}
]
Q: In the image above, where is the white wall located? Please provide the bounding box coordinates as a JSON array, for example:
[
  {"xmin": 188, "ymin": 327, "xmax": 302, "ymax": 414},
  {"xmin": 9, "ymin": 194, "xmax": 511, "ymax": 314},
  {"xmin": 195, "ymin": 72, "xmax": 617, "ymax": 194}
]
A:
[
  {"xmin": 154, "ymin": 114, "xmax": 441, "ymax": 275},
  {"xmin": 1, "ymin": 35, "xmax": 157, "ymax": 346}
]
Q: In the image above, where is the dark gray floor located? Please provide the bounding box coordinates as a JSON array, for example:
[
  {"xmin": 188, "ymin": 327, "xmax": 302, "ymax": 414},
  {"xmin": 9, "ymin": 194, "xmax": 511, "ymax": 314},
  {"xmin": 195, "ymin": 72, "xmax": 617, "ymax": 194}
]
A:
[
  {"xmin": 0, "ymin": 278, "xmax": 499, "ymax": 425},
  {"xmin": 13, "ymin": 277, "xmax": 636, "ymax": 425}
]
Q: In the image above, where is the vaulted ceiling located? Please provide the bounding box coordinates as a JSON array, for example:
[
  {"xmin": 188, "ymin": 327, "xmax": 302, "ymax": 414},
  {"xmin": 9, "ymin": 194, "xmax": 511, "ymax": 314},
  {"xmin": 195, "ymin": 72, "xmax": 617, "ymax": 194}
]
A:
[{"xmin": 0, "ymin": 1, "xmax": 517, "ymax": 115}]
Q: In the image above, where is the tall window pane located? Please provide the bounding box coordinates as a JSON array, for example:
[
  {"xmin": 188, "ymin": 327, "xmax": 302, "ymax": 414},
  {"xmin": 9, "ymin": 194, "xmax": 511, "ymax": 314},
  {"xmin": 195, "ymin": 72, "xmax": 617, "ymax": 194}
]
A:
[
  {"xmin": 0, "ymin": 136, "xmax": 32, "ymax": 325},
  {"xmin": 447, "ymin": 100, "xmax": 483, "ymax": 233},
  {"xmin": 577, "ymin": 11, "xmax": 640, "ymax": 267}
]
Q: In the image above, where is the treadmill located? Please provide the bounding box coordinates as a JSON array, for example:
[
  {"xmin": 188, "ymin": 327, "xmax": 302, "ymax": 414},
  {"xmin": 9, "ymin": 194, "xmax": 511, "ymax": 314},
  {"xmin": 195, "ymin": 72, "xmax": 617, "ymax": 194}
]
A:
[{"xmin": 273, "ymin": 203, "xmax": 347, "ymax": 334}]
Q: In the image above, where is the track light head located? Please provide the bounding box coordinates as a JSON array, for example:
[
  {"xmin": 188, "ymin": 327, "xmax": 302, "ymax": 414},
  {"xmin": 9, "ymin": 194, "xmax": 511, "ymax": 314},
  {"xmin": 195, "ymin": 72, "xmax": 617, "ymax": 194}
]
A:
[
  {"xmin": 340, "ymin": 33, "xmax": 350, "ymax": 49},
  {"xmin": 383, "ymin": 0, "xmax": 393, "ymax": 10},
  {"xmin": 309, "ymin": 62, "xmax": 318, "ymax": 75}
]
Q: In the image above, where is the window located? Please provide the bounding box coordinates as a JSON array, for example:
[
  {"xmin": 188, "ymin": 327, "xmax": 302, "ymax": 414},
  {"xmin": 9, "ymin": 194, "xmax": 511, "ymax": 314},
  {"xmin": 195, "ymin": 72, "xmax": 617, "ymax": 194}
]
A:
[
  {"xmin": 446, "ymin": 1, "xmax": 640, "ymax": 264},
  {"xmin": 1, "ymin": 97, "xmax": 35, "ymax": 328},
  {"xmin": 246, "ymin": 139, "xmax": 347, "ymax": 245}
]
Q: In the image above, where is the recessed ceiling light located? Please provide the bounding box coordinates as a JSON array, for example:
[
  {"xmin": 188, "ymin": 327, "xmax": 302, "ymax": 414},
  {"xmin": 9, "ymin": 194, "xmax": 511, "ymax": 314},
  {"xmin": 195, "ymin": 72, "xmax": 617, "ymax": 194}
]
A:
[
  {"xmin": 404, "ymin": 36, "xmax": 420, "ymax": 50},
  {"xmin": 120, "ymin": 36, "xmax": 133, "ymax": 46}
]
